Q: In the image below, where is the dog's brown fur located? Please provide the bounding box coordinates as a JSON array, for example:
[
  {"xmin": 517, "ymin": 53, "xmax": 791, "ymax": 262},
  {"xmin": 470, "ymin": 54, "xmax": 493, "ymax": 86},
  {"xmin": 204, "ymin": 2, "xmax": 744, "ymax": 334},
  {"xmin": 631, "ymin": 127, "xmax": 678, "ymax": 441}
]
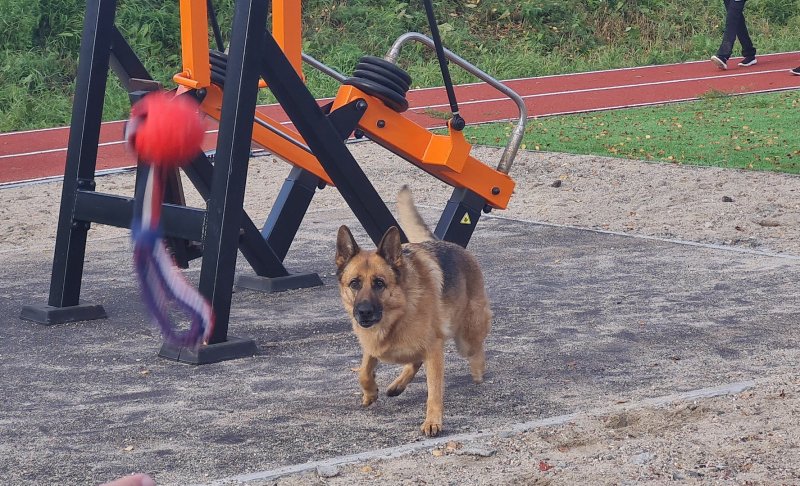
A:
[{"xmin": 335, "ymin": 186, "xmax": 491, "ymax": 437}]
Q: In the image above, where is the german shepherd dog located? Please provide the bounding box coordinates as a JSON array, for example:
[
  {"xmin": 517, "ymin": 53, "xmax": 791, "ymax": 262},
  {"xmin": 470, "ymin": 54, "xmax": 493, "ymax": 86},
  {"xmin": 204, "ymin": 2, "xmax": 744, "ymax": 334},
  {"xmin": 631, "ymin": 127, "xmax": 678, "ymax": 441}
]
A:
[{"xmin": 335, "ymin": 186, "xmax": 491, "ymax": 436}]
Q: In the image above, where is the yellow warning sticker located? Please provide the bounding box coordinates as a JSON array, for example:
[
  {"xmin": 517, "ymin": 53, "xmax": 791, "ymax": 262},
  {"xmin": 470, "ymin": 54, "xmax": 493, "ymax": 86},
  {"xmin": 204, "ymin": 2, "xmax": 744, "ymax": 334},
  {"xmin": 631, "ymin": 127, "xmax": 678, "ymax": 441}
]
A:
[{"xmin": 460, "ymin": 213, "xmax": 471, "ymax": 225}]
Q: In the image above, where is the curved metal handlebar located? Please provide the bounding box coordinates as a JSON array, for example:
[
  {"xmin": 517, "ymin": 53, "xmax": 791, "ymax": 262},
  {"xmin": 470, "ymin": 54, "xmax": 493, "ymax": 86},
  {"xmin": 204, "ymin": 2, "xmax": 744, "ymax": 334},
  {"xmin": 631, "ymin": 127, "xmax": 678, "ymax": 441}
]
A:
[
  {"xmin": 386, "ymin": 32, "xmax": 527, "ymax": 175},
  {"xmin": 303, "ymin": 35, "xmax": 527, "ymax": 175},
  {"xmin": 302, "ymin": 53, "xmax": 347, "ymax": 84}
]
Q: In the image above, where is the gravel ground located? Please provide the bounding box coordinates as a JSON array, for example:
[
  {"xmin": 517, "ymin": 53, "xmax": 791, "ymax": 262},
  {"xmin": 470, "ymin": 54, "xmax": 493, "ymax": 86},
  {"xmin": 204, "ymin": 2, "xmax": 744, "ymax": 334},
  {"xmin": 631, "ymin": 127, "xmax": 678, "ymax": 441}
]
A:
[{"xmin": 3, "ymin": 141, "xmax": 800, "ymax": 485}]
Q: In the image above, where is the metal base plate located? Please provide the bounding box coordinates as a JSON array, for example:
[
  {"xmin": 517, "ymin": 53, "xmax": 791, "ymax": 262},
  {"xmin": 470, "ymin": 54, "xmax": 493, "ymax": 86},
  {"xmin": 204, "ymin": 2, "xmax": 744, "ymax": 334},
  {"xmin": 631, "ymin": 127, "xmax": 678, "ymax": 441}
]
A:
[
  {"xmin": 20, "ymin": 303, "xmax": 108, "ymax": 325},
  {"xmin": 158, "ymin": 336, "xmax": 259, "ymax": 365},
  {"xmin": 236, "ymin": 272, "xmax": 323, "ymax": 293}
]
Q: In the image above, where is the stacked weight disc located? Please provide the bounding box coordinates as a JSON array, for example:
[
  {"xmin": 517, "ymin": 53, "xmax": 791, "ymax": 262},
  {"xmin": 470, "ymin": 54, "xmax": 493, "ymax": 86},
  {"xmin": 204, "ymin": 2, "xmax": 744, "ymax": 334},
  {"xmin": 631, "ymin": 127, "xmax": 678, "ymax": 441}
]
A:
[
  {"xmin": 209, "ymin": 50, "xmax": 228, "ymax": 87},
  {"xmin": 344, "ymin": 56, "xmax": 412, "ymax": 113}
]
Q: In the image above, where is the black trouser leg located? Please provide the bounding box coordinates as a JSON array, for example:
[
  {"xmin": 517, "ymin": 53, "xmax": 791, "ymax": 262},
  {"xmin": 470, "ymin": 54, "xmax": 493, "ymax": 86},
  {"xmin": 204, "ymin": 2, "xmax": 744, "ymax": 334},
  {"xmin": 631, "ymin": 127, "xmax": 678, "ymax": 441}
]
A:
[
  {"xmin": 736, "ymin": 4, "xmax": 756, "ymax": 57},
  {"xmin": 717, "ymin": 0, "xmax": 749, "ymax": 59}
]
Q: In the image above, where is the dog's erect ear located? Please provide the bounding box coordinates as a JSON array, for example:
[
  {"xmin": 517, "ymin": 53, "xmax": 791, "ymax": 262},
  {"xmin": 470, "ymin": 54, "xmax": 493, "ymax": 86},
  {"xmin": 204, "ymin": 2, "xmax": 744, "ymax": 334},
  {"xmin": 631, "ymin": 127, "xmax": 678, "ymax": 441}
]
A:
[
  {"xmin": 377, "ymin": 226, "xmax": 403, "ymax": 269},
  {"xmin": 336, "ymin": 225, "xmax": 360, "ymax": 270}
]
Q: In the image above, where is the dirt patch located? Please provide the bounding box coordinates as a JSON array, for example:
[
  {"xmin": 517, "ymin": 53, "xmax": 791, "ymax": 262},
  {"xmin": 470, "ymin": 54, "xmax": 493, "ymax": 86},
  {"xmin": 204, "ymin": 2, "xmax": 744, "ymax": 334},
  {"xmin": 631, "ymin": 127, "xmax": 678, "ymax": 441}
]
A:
[
  {"xmin": 3, "ymin": 144, "xmax": 799, "ymax": 256},
  {"xmin": 275, "ymin": 380, "xmax": 800, "ymax": 485}
]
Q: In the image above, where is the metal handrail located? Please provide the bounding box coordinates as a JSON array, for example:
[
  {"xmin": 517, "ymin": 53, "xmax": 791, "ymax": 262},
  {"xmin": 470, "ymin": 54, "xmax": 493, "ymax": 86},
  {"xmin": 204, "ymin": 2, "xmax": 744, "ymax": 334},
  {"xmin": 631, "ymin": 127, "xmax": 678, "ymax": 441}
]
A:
[
  {"xmin": 386, "ymin": 32, "xmax": 527, "ymax": 175},
  {"xmin": 302, "ymin": 53, "xmax": 347, "ymax": 84},
  {"xmin": 302, "ymin": 40, "xmax": 526, "ymax": 175}
]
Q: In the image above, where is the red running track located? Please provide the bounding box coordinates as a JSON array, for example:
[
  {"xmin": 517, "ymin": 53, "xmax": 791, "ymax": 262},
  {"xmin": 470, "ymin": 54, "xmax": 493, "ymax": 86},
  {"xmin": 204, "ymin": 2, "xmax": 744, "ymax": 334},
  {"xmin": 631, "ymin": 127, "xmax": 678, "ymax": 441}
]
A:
[{"xmin": 2, "ymin": 51, "xmax": 799, "ymax": 185}]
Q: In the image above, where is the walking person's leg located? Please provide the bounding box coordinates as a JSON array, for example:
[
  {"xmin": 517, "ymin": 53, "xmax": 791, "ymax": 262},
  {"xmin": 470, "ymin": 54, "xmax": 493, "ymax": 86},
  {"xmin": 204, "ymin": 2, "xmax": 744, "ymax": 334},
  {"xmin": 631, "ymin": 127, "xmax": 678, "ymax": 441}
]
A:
[
  {"xmin": 734, "ymin": 0, "xmax": 757, "ymax": 65},
  {"xmin": 712, "ymin": 0, "xmax": 743, "ymax": 69}
]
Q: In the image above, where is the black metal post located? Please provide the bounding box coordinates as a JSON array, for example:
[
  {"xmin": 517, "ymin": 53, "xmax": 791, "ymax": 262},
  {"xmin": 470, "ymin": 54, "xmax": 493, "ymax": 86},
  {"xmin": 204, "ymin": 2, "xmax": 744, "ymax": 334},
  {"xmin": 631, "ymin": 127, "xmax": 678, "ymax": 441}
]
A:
[
  {"xmin": 434, "ymin": 188, "xmax": 486, "ymax": 247},
  {"xmin": 20, "ymin": 0, "xmax": 119, "ymax": 325},
  {"xmin": 255, "ymin": 32, "xmax": 405, "ymax": 246},
  {"xmin": 259, "ymin": 167, "xmax": 320, "ymax": 261},
  {"xmin": 257, "ymin": 98, "xmax": 370, "ymax": 260},
  {"xmin": 109, "ymin": 26, "xmax": 152, "ymax": 91},
  {"xmin": 161, "ymin": 0, "xmax": 269, "ymax": 363},
  {"xmin": 182, "ymin": 153, "xmax": 322, "ymax": 294}
]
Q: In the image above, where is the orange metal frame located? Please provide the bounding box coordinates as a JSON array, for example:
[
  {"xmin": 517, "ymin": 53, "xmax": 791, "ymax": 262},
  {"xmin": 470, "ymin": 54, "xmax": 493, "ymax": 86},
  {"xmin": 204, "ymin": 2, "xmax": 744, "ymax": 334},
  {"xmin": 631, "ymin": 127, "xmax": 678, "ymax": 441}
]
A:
[{"xmin": 172, "ymin": 0, "xmax": 515, "ymax": 209}]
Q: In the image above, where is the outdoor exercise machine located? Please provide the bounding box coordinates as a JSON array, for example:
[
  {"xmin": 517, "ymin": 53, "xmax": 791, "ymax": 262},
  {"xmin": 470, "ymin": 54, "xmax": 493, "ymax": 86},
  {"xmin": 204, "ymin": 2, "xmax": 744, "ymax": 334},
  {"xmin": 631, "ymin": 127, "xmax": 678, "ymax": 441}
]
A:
[{"xmin": 20, "ymin": 0, "xmax": 527, "ymax": 364}]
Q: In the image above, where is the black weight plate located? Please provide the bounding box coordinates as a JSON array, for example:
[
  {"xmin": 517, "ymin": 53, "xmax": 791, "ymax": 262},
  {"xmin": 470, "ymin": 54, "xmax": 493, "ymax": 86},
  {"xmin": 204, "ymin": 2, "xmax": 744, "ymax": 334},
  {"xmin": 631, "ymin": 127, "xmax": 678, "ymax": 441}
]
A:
[
  {"xmin": 343, "ymin": 77, "xmax": 409, "ymax": 113},
  {"xmin": 352, "ymin": 69, "xmax": 406, "ymax": 97},
  {"xmin": 354, "ymin": 62, "xmax": 410, "ymax": 92},
  {"xmin": 359, "ymin": 55, "xmax": 412, "ymax": 86}
]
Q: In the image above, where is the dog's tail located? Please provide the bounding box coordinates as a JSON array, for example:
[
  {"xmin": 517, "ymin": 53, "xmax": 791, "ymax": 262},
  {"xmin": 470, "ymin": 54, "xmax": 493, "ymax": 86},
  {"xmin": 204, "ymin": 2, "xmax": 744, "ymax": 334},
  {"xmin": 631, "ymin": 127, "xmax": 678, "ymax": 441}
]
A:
[{"xmin": 397, "ymin": 185, "xmax": 435, "ymax": 243}]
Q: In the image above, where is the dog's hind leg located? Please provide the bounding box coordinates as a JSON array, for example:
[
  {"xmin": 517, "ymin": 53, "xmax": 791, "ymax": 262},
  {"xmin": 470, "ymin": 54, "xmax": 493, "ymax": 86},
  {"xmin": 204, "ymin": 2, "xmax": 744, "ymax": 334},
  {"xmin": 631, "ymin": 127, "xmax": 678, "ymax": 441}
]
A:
[
  {"xmin": 387, "ymin": 361, "xmax": 422, "ymax": 397},
  {"xmin": 455, "ymin": 306, "xmax": 491, "ymax": 384},
  {"xmin": 455, "ymin": 336, "xmax": 486, "ymax": 384},
  {"xmin": 467, "ymin": 344, "xmax": 486, "ymax": 384}
]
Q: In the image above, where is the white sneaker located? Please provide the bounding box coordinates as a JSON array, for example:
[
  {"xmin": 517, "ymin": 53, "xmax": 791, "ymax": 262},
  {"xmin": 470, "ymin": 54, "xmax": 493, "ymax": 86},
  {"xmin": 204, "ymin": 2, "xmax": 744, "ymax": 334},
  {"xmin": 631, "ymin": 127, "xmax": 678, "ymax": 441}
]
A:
[
  {"xmin": 738, "ymin": 56, "xmax": 757, "ymax": 67},
  {"xmin": 711, "ymin": 55, "xmax": 728, "ymax": 70}
]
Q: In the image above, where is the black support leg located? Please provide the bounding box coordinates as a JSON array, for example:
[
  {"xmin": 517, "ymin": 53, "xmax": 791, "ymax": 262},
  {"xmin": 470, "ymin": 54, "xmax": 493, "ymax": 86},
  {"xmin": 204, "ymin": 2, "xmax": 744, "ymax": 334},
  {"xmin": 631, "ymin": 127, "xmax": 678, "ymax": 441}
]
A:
[
  {"xmin": 109, "ymin": 25, "xmax": 152, "ymax": 91},
  {"xmin": 260, "ymin": 167, "xmax": 320, "ymax": 261},
  {"xmin": 159, "ymin": 0, "xmax": 268, "ymax": 364},
  {"xmin": 181, "ymin": 155, "xmax": 323, "ymax": 294},
  {"xmin": 20, "ymin": 0, "xmax": 118, "ymax": 325},
  {"xmin": 434, "ymin": 188, "xmax": 486, "ymax": 248},
  {"xmin": 255, "ymin": 32, "xmax": 405, "ymax": 246}
]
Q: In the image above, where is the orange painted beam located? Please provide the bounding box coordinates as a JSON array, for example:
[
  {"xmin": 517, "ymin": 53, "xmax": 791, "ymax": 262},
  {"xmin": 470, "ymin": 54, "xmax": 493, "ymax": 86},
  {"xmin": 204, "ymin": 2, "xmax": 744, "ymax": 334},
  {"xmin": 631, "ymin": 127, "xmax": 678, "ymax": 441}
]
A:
[
  {"xmin": 273, "ymin": 0, "xmax": 304, "ymax": 79},
  {"xmin": 199, "ymin": 85, "xmax": 332, "ymax": 185},
  {"xmin": 332, "ymin": 86, "xmax": 515, "ymax": 209},
  {"xmin": 175, "ymin": 0, "xmax": 211, "ymax": 89}
]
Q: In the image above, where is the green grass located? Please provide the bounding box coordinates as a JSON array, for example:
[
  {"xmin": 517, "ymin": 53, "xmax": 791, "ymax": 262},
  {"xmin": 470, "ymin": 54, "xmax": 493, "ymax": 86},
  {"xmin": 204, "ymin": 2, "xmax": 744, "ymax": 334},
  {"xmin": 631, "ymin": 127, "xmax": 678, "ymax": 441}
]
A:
[
  {"xmin": 3, "ymin": 0, "xmax": 800, "ymax": 175},
  {"xmin": 4, "ymin": 0, "xmax": 800, "ymax": 131},
  {"xmin": 464, "ymin": 90, "xmax": 800, "ymax": 173}
]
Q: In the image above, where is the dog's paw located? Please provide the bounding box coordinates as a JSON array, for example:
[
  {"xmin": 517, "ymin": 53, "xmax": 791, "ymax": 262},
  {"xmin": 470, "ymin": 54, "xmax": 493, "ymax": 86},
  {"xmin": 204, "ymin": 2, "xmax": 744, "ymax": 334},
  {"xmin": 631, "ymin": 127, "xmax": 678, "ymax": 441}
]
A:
[
  {"xmin": 361, "ymin": 393, "xmax": 378, "ymax": 407},
  {"xmin": 386, "ymin": 385, "xmax": 405, "ymax": 397},
  {"xmin": 420, "ymin": 419, "xmax": 442, "ymax": 437}
]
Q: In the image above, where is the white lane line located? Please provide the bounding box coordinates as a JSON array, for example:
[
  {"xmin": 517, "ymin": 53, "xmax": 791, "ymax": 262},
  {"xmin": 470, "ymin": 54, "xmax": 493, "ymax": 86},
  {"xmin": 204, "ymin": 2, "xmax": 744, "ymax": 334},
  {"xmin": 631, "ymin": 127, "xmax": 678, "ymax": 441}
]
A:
[
  {"xmin": 406, "ymin": 50, "xmax": 800, "ymax": 91},
  {"xmin": 452, "ymin": 86, "xmax": 800, "ymax": 123},
  {"xmin": 0, "ymin": 138, "xmax": 136, "ymax": 160},
  {"xmin": 0, "ymin": 166, "xmax": 138, "ymax": 190},
  {"xmin": 200, "ymin": 380, "xmax": 754, "ymax": 485},
  {"xmin": 414, "ymin": 68, "xmax": 800, "ymax": 111}
]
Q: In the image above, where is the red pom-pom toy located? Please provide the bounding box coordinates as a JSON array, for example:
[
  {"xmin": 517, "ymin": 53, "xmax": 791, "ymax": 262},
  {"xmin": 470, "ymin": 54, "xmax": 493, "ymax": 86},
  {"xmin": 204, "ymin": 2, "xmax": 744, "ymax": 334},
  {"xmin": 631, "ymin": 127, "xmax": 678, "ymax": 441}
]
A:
[
  {"xmin": 127, "ymin": 91, "xmax": 214, "ymax": 350},
  {"xmin": 126, "ymin": 91, "xmax": 205, "ymax": 168}
]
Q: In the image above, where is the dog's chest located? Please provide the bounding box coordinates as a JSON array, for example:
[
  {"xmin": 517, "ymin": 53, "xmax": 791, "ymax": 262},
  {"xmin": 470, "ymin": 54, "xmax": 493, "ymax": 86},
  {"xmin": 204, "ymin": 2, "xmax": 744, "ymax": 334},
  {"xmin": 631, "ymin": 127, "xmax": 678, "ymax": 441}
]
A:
[
  {"xmin": 359, "ymin": 331, "xmax": 428, "ymax": 364},
  {"xmin": 375, "ymin": 345, "xmax": 424, "ymax": 364}
]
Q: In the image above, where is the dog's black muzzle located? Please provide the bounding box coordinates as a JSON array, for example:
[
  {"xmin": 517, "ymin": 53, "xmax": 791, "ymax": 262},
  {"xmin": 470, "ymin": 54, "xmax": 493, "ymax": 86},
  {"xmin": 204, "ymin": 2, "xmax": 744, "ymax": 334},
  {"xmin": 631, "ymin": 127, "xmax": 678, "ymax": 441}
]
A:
[{"xmin": 354, "ymin": 301, "xmax": 382, "ymax": 328}]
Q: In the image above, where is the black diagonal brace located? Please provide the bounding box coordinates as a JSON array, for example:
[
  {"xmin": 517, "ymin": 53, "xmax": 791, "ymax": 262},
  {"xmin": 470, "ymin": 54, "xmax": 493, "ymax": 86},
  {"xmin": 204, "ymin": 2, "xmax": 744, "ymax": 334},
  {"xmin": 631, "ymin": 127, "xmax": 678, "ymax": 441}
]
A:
[{"xmin": 255, "ymin": 31, "xmax": 405, "ymax": 245}]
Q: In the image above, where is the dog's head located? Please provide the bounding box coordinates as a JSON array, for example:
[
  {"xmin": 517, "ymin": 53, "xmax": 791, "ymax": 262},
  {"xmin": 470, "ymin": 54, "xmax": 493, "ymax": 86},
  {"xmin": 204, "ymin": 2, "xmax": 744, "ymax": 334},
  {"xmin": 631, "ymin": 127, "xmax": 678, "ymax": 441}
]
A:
[{"xmin": 335, "ymin": 225, "xmax": 405, "ymax": 329}]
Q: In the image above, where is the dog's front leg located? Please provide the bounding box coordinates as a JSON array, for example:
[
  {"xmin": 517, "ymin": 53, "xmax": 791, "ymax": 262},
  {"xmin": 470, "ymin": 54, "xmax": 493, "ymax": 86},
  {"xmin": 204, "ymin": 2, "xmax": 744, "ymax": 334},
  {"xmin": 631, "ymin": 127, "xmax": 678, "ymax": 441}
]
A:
[
  {"xmin": 421, "ymin": 344, "xmax": 445, "ymax": 436},
  {"xmin": 359, "ymin": 354, "xmax": 379, "ymax": 407}
]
